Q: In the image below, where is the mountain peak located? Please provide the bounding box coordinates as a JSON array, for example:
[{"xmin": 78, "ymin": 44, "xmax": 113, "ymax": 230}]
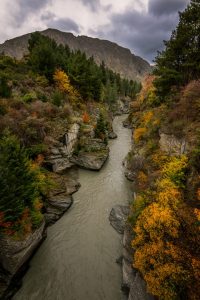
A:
[{"xmin": 0, "ymin": 29, "xmax": 151, "ymax": 81}]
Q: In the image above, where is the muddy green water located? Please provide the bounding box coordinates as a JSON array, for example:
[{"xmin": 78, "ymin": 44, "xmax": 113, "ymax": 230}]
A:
[{"xmin": 14, "ymin": 115, "xmax": 132, "ymax": 300}]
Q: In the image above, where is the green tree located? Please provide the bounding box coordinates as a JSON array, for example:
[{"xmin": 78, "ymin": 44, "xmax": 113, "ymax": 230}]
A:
[
  {"xmin": 95, "ymin": 112, "xmax": 107, "ymax": 143},
  {"xmin": 154, "ymin": 0, "xmax": 200, "ymax": 98},
  {"xmin": 0, "ymin": 133, "xmax": 39, "ymax": 222}
]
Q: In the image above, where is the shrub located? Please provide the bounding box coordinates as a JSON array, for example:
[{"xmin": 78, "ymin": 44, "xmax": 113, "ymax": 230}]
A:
[{"xmin": 133, "ymin": 127, "xmax": 147, "ymax": 143}]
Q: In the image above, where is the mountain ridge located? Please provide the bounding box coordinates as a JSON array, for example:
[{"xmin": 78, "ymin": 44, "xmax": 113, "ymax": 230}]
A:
[{"xmin": 0, "ymin": 28, "xmax": 151, "ymax": 81}]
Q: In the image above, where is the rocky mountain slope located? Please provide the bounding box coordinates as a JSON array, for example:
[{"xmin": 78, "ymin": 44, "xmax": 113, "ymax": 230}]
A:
[{"xmin": 0, "ymin": 28, "xmax": 150, "ymax": 81}]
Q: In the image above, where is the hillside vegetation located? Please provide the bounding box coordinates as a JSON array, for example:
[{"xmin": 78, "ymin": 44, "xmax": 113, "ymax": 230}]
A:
[
  {"xmin": 0, "ymin": 32, "xmax": 141, "ymax": 238},
  {"xmin": 126, "ymin": 1, "xmax": 200, "ymax": 299}
]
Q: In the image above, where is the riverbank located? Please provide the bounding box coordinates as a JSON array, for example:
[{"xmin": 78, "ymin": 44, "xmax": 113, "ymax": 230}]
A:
[{"xmin": 4, "ymin": 115, "xmax": 131, "ymax": 300}]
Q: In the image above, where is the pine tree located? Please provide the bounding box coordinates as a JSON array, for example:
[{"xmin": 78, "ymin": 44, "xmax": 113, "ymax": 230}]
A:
[
  {"xmin": 154, "ymin": 0, "xmax": 200, "ymax": 98},
  {"xmin": 0, "ymin": 133, "xmax": 39, "ymax": 222}
]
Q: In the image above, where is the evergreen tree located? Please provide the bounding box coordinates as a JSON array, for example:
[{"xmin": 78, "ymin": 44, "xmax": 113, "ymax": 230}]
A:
[
  {"xmin": 95, "ymin": 112, "xmax": 107, "ymax": 143},
  {"xmin": 154, "ymin": 0, "xmax": 200, "ymax": 98},
  {"xmin": 0, "ymin": 133, "xmax": 39, "ymax": 222}
]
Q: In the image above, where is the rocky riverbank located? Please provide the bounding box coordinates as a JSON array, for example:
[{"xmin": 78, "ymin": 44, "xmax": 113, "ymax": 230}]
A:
[
  {"xmin": 0, "ymin": 109, "xmax": 119, "ymax": 299},
  {"xmin": 109, "ymin": 205, "xmax": 154, "ymax": 300}
]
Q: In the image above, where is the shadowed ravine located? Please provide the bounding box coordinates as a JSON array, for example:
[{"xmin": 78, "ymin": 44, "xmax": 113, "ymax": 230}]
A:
[{"xmin": 13, "ymin": 115, "xmax": 132, "ymax": 300}]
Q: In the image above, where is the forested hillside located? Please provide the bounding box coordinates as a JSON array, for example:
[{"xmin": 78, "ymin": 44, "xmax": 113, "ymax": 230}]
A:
[
  {"xmin": 0, "ymin": 32, "xmax": 141, "ymax": 239},
  {"xmin": 125, "ymin": 1, "xmax": 200, "ymax": 299}
]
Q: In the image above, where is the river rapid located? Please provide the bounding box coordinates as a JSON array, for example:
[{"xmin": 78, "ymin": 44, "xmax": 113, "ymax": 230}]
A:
[{"xmin": 14, "ymin": 115, "xmax": 132, "ymax": 300}]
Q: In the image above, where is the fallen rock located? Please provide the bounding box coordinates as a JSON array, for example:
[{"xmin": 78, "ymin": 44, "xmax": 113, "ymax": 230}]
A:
[
  {"xmin": 109, "ymin": 205, "xmax": 130, "ymax": 234},
  {"xmin": 0, "ymin": 222, "xmax": 46, "ymax": 299}
]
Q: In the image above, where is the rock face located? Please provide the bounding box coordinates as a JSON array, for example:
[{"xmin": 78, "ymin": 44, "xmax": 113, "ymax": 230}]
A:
[
  {"xmin": 70, "ymin": 139, "xmax": 109, "ymax": 170},
  {"xmin": 45, "ymin": 168, "xmax": 80, "ymax": 225},
  {"xmin": 109, "ymin": 205, "xmax": 130, "ymax": 234},
  {"xmin": 46, "ymin": 123, "xmax": 80, "ymax": 173},
  {"xmin": 159, "ymin": 133, "xmax": 188, "ymax": 155},
  {"xmin": 109, "ymin": 206, "xmax": 154, "ymax": 300},
  {"xmin": 0, "ymin": 222, "xmax": 46, "ymax": 299},
  {"xmin": 0, "ymin": 28, "xmax": 151, "ymax": 81}
]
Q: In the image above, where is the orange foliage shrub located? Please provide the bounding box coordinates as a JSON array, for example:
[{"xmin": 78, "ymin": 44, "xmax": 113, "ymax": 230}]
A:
[
  {"xmin": 82, "ymin": 112, "xmax": 90, "ymax": 123},
  {"xmin": 142, "ymin": 111, "xmax": 153, "ymax": 126},
  {"xmin": 133, "ymin": 127, "xmax": 147, "ymax": 143}
]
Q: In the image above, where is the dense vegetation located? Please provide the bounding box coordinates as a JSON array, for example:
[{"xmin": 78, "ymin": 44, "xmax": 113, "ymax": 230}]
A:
[
  {"xmin": 127, "ymin": 1, "xmax": 200, "ymax": 299},
  {"xmin": 0, "ymin": 33, "xmax": 141, "ymax": 238},
  {"xmin": 27, "ymin": 32, "xmax": 141, "ymax": 103},
  {"xmin": 154, "ymin": 0, "xmax": 200, "ymax": 100}
]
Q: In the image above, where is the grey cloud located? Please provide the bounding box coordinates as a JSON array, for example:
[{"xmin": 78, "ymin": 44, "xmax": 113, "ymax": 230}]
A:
[
  {"xmin": 78, "ymin": 0, "xmax": 101, "ymax": 12},
  {"xmin": 90, "ymin": 0, "xmax": 189, "ymax": 62},
  {"xmin": 149, "ymin": 0, "xmax": 189, "ymax": 16},
  {"xmin": 14, "ymin": 0, "xmax": 52, "ymax": 26},
  {"xmin": 46, "ymin": 18, "xmax": 80, "ymax": 33}
]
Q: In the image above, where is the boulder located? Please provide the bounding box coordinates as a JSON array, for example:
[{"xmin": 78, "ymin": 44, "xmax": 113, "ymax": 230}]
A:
[
  {"xmin": 44, "ymin": 195, "xmax": 73, "ymax": 225},
  {"xmin": 108, "ymin": 131, "xmax": 118, "ymax": 139},
  {"xmin": 0, "ymin": 222, "xmax": 46, "ymax": 299},
  {"xmin": 109, "ymin": 205, "xmax": 130, "ymax": 234},
  {"xmin": 70, "ymin": 151, "xmax": 109, "ymax": 170}
]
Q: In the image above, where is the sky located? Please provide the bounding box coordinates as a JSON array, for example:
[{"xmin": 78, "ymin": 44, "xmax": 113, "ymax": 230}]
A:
[{"xmin": 0, "ymin": 0, "xmax": 190, "ymax": 62}]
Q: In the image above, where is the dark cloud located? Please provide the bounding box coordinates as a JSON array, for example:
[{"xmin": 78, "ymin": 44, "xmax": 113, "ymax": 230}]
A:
[
  {"xmin": 149, "ymin": 0, "xmax": 189, "ymax": 16},
  {"xmin": 90, "ymin": 0, "xmax": 189, "ymax": 62},
  {"xmin": 14, "ymin": 0, "xmax": 52, "ymax": 26},
  {"xmin": 46, "ymin": 18, "xmax": 80, "ymax": 33}
]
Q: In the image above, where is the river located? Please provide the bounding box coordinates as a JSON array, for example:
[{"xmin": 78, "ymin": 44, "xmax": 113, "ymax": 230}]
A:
[{"xmin": 14, "ymin": 115, "xmax": 132, "ymax": 300}]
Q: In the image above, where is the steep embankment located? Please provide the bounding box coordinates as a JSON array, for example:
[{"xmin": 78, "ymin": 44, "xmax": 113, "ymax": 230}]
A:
[
  {"xmin": 123, "ymin": 75, "xmax": 200, "ymax": 300},
  {"xmin": 0, "ymin": 28, "xmax": 151, "ymax": 81}
]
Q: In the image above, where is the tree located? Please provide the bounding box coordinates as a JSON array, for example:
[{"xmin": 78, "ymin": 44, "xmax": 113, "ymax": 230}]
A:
[
  {"xmin": 154, "ymin": 0, "xmax": 200, "ymax": 98},
  {"xmin": 94, "ymin": 112, "xmax": 107, "ymax": 143},
  {"xmin": 0, "ymin": 133, "xmax": 41, "ymax": 224}
]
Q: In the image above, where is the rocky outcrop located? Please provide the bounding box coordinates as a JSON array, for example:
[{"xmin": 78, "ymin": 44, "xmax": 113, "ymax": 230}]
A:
[
  {"xmin": 45, "ymin": 168, "xmax": 80, "ymax": 225},
  {"xmin": 159, "ymin": 132, "xmax": 188, "ymax": 155},
  {"xmin": 46, "ymin": 123, "xmax": 80, "ymax": 173},
  {"xmin": 70, "ymin": 138, "xmax": 109, "ymax": 170},
  {"xmin": 0, "ymin": 29, "xmax": 151, "ymax": 81},
  {"xmin": 0, "ymin": 222, "xmax": 46, "ymax": 299},
  {"xmin": 109, "ymin": 206, "xmax": 154, "ymax": 300},
  {"xmin": 109, "ymin": 205, "xmax": 130, "ymax": 234}
]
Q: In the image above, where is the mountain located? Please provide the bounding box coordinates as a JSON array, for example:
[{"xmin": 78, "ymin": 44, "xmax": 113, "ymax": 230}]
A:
[{"xmin": 0, "ymin": 28, "xmax": 151, "ymax": 81}]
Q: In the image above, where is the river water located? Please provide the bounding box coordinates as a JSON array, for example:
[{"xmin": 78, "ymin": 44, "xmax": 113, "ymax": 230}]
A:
[{"xmin": 14, "ymin": 115, "xmax": 132, "ymax": 300}]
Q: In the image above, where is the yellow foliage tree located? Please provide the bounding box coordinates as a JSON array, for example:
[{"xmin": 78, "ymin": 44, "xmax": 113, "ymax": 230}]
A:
[{"xmin": 53, "ymin": 69, "xmax": 80, "ymax": 103}]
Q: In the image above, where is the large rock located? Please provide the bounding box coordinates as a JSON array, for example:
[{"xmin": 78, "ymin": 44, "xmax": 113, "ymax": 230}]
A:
[
  {"xmin": 46, "ymin": 123, "xmax": 80, "ymax": 173},
  {"xmin": 70, "ymin": 139, "xmax": 109, "ymax": 170},
  {"xmin": 108, "ymin": 131, "xmax": 118, "ymax": 139},
  {"xmin": 109, "ymin": 205, "xmax": 130, "ymax": 234},
  {"xmin": 71, "ymin": 151, "xmax": 109, "ymax": 170},
  {"xmin": 45, "ymin": 169, "xmax": 80, "ymax": 224},
  {"xmin": 0, "ymin": 222, "xmax": 46, "ymax": 299}
]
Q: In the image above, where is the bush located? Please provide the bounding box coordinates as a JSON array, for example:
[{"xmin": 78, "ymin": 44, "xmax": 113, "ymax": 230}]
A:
[
  {"xmin": 0, "ymin": 75, "xmax": 12, "ymax": 98},
  {"xmin": 22, "ymin": 92, "xmax": 37, "ymax": 103},
  {"xmin": 0, "ymin": 133, "xmax": 54, "ymax": 237}
]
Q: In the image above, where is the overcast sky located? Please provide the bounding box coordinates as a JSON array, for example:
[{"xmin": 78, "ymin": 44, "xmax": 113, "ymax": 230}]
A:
[{"xmin": 0, "ymin": 0, "xmax": 189, "ymax": 62}]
